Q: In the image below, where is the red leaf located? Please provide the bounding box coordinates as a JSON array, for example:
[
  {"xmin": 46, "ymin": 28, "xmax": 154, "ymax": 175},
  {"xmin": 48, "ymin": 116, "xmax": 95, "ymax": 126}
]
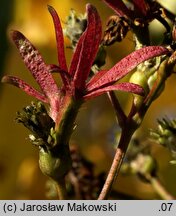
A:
[
  {"xmin": 11, "ymin": 31, "xmax": 59, "ymax": 100},
  {"xmin": 86, "ymin": 70, "xmax": 108, "ymax": 87},
  {"xmin": 2, "ymin": 75, "xmax": 48, "ymax": 103},
  {"xmin": 69, "ymin": 32, "xmax": 85, "ymax": 76},
  {"xmin": 48, "ymin": 5, "xmax": 69, "ymax": 87},
  {"xmin": 87, "ymin": 46, "xmax": 169, "ymax": 92},
  {"xmin": 102, "ymin": 0, "xmax": 132, "ymax": 19},
  {"xmin": 84, "ymin": 82, "xmax": 144, "ymax": 100},
  {"xmin": 132, "ymin": 0, "xmax": 149, "ymax": 16},
  {"xmin": 72, "ymin": 4, "xmax": 102, "ymax": 90},
  {"xmin": 47, "ymin": 5, "xmax": 67, "ymax": 71}
]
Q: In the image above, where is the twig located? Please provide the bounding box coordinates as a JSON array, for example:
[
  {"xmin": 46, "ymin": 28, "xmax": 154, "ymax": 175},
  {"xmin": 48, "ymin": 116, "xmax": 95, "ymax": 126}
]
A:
[
  {"xmin": 147, "ymin": 174, "xmax": 175, "ymax": 200},
  {"xmin": 98, "ymin": 92, "xmax": 138, "ymax": 200},
  {"xmin": 98, "ymin": 126, "xmax": 135, "ymax": 199},
  {"xmin": 98, "ymin": 148, "xmax": 124, "ymax": 199}
]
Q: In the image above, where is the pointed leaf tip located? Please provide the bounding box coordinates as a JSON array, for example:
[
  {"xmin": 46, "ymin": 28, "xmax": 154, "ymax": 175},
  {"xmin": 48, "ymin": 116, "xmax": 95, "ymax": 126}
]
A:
[
  {"xmin": 102, "ymin": 0, "xmax": 132, "ymax": 18},
  {"xmin": 86, "ymin": 3, "xmax": 96, "ymax": 12},
  {"xmin": 11, "ymin": 30, "xmax": 26, "ymax": 47},
  {"xmin": 1, "ymin": 75, "xmax": 9, "ymax": 83},
  {"xmin": 11, "ymin": 30, "xmax": 21, "ymax": 39},
  {"xmin": 47, "ymin": 5, "xmax": 54, "ymax": 13}
]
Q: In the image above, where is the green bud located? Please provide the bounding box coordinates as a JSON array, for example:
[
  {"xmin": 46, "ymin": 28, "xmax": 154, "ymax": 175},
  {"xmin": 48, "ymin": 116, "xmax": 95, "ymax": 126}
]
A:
[
  {"xmin": 130, "ymin": 70, "xmax": 149, "ymax": 91},
  {"xmin": 150, "ymin": 117, "xmax": 176, "ymax": 163},
  {"xmin": 129, "ymin": 70, "xmax": 149, "ymax": 109},
  {"xmin": 39, "ymin": 145, "xmax": 72, "ymax": 181},
  {"xmin": 158, "ymin": 137, "xmax": 166, "ymax": 145}
]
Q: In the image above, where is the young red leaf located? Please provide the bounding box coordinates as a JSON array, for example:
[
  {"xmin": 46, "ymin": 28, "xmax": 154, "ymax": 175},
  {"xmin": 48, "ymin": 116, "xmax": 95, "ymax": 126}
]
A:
[
  {"xmin": 69, "ymin": 32, "xmax": 85, "ymax": 76},
  {"xmin": 102, "ymin": 0, "xmax": 132, "ymax": 19},
  {"xmin": 87, "ymin": 46, "xmax": 169, "ymax": 92},
  {"xmin": 73, "ymin": 4, "xmax": 102, "ymax": 90},
  {"xmin": 48, "ymin": 5, "xmax": 70, "ymax": 88},
  {"xmin": 2, "ymin": 75, "xmax": 48, "ymax": 103},
  {"xmin": 84, "ymin": 82, "xmax": 144, "ymax": 100},
  {"xmin": 47, "ymin": 5, "xmax": 67, "ymax": 72}
]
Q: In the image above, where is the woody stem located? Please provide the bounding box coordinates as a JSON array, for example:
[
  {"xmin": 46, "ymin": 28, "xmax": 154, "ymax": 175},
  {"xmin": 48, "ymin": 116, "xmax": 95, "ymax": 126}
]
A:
[{"xmin": 98, "ymin": 119, "xmax": 137, "ymax": 200}]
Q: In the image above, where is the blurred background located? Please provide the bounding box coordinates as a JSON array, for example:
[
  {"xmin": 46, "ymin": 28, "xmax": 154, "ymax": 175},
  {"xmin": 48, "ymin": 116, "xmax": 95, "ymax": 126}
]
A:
[{"xmin": 1, "ymin": 0, "xmax": 176, "ymax": 199}]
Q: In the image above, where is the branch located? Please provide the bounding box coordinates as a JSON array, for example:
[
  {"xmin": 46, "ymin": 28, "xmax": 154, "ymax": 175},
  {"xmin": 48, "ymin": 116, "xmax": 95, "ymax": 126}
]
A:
[
  {"xmin": 98, "ymin": 124, "xmax": 136, "ymax": 199},
  {"xmin": 147, "ymin": 174, "xmax": 175, "ymax": 200},
  {"xmin": 107, "ymin": 91, "xmax": 127, "ymax": 128}
]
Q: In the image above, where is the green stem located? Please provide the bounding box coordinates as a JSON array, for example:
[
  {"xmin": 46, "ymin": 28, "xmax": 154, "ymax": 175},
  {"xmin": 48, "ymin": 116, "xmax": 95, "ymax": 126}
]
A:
[
  {"xmin": 39, "ymin": 96, "xmax": 83, "ymax": 199},
  {"xmin": 55, "ymin": 178, "xmax": 67, "ymax": 200},
  {"xmin": 55, "ymin": 95, "xmax": 83, "ymax": 146}
]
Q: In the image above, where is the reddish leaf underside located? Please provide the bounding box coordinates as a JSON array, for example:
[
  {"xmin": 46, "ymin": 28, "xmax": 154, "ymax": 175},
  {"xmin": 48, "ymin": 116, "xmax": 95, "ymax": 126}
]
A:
[
  {"xmin": 2, "ymin": 75, "xmax": 48, "ymax": 103},
  {"xmin": 11, "ymin": 31, "xmax": 59, "ymax": 100},
  {"xmin": 84, "ymin": 82, "xmax": 144, "ymax": 100},
  {"xmin": 73, "ymin": 4, "xmax": 102, "ymax": 90},
  {"xmin": 87, "ymin": 46, "xmax": 169, "ymax": 92}
]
